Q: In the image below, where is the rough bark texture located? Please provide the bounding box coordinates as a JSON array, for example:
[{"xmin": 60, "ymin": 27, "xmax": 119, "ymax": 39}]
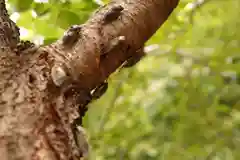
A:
[{"xmin": 0, "ymin": 0, "xmax": 179, "ymax": 159}]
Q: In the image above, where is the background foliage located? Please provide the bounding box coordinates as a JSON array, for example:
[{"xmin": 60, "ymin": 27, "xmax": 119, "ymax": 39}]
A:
[{"xmin": 8, "ymin": 0, "xmax": 240, "ymax": 159}]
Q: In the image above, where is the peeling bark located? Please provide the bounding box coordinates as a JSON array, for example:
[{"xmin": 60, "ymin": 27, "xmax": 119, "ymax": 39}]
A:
[{"xmin": 0, "ymin": 0, "xmax": 179, "ymax": 159}]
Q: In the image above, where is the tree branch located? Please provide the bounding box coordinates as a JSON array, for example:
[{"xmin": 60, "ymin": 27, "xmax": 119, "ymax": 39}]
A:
[{"xmin": 44, "ymin": 0, "xmax": 179, "ymax": 91}]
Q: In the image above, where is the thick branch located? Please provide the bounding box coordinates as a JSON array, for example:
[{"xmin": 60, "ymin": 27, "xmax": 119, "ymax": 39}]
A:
[{"xmin": 44, "ymin": 0, "xmax": 179, "ymax": 90}]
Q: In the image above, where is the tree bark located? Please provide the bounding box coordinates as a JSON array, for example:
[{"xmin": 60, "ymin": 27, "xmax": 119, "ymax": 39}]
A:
[{"xmin": 0, "ymin": 0, "xmax": 179, "ymax": 159}]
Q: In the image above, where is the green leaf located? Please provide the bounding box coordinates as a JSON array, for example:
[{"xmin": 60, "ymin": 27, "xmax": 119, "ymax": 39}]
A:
[
  {"xmin": 16, "ymin": 11, "xmax": 34, "ymax": 28},
  {"xmin": 33, "ymin": 19, "xmax": 63, "ymax": 37},
  {"xmin": 43, "ymin": 37, "xmax": 58, "ymax": 45},
  {"xmin": 33, "ymin": 2, "xmax": 51, "ymax": 16},
  {"xmin": 56, "ymin": 9, "xmax": 81, "ymax": 29},
  {"xmin": 14, "ymin": 0, "xmax": 33, "ymax": 12}
]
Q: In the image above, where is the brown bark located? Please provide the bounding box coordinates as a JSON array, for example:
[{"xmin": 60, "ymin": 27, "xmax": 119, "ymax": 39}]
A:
[{"xmin": 0, "ymin": 0, "xmax": 179, "ymax": 159}]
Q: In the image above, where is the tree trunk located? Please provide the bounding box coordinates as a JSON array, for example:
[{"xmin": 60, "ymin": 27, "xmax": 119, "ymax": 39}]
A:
[{"xmin": 0, "ymin": 0, "xmax": 179, "ymax": 159}]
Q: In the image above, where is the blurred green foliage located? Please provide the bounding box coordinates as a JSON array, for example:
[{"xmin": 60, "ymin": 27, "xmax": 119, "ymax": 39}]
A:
[{"xmin": 8, "ymin": 0, "xmax": 240, "ymax": 159}]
